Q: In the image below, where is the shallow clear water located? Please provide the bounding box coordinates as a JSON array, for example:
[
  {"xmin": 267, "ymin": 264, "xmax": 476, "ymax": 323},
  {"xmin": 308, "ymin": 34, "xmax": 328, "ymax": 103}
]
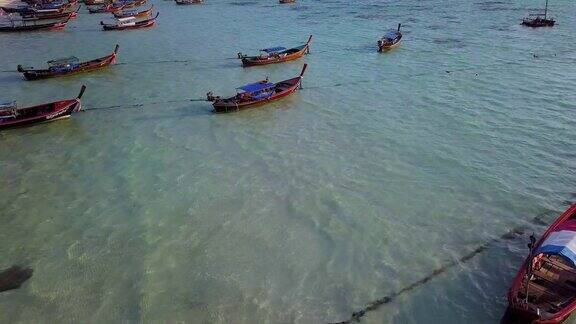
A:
[{"xmin": 0, "ymin": 0, "xmax": 575, "ymax": 323}]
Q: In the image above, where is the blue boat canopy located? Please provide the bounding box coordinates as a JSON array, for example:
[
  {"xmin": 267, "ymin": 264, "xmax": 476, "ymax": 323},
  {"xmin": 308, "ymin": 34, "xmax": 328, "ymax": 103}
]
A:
[
  {"xmin": 262, "ymin": 47, "xmax": 286, "ymax": 54},
  {"xmin": 536, "ymin": 221, "xmax": 576, "ymax": 266},
  {"xmin": 237, "ymin": 81, "xmax": 275, "ymax": 94},
  {"xmin": 384, "ymin": 31, "xmax": 400, "ymax": 40}
]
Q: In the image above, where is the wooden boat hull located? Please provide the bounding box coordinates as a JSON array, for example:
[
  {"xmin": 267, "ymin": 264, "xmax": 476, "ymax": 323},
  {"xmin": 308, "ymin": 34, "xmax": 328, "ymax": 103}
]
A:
[
  {"xmin": 241, "ymin": 48, "xmax": 306, "ymax": 67},
  {"xmin": 378, "ymin": 39, "xmax": 401, "ymax": 52},
  {"xmin": 240, "ymin": 35, "xmax": 312, "ymax": 67},
  {"xmin": 89, "ymin": 0, "xmax": 145, "ymax": 13},
  {"xmin": 18, "ymin": 45, "xmax": 119, "ymax": 80},
  {"xmin": 113, "ymin": 5, "xmax": 153, "ymax": 18},
  {"xmin": 20, "ymin": 10, "xmax": 78, "ymax": 20},
  {"xmin": 507, "ymin": 204, "xmax": 576, "ymax": 324},
  {"xmin": 19, "ymin": 5, "xmax": 80, "ymax": 20},
  {"xmin": 101, "ymin": 19, "xmax": 155, "ymax": 30},
  {"xmin": 1, "ymin": 2, "xmax": 71, "ymax": 14},
  {"xmin": 0, "ymin": 86, "xmax": 85, "ymax": 130},
  {"xmin": 210, "ymin": 64, "xmax": 307, "ymax": 113},
  {"xmin": 213, "ymin": 78, "xmax": 300, "ymax": 113},
  {"xmin": 522, "ymin": 19, "xmax": 555, "ymax": 27},
  {"xmin": 0, "ymin": 20, "xmax": 68, "ymax": 32}
]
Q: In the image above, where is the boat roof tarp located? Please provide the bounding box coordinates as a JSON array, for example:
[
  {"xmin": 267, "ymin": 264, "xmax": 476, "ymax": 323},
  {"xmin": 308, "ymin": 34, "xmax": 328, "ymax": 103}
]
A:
[
  {"xmin": 118, "ymin": 16, "xmax": 136, "ymax": 22},
  {"xmin": 384, "ymin": 31, "xmax": 400, "ymax": 39},
  {"xmin": 536, "ymin": 220, "xmax": 576, "ymax": 266},
  {"xmin": 48, "ymin": 56, "xmax": 79, "ymax": 66},
  {"xmin": 262, "ymin": 47, "xmax": 286, "ymax": 54},
  {"xmin": 237, "ymin": 81, "xmax": 274, "ymax": 93}
]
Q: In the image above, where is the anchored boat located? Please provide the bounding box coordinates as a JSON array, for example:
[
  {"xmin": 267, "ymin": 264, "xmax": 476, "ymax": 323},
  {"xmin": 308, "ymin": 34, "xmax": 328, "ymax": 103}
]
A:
[
  {"xmin": 0, "ymin": 14, "xmax": 72, "ymax": 32},
  {"xmin": 207, "ymin": 64, "xmax": 307, "ymax": 113},
  {"xmin": 18, "ymin": 5, "xmax": 80, "ymax": 21},
  {"xmin": 1, "ymin": 1, "xmax": 74, "ymax": 14},
  {"xmin": 113, "ymin": 5, "xmax": 153, "ymax": 18},
  {"xmin": 88, "ymin": 0, "xmax": 146, "ymax": 14},
  {"xmin": 101, "ymin": 12, "xmax": 158, "ymax": 30},
  {"xmin": 522, "ymin": 0, "xmax": 555, "ymax": 27},
  {"xmin": 507, "ymin": 204, "xmax": 576, "ymax": 324},
  {"xmin": 17, "ymin": 45, "xmax": 119, "ymax": 80},
  {"xmin": 0, "ymin": 85, "xmax": 86, "ymax": 130},
  {"xmin": 237, "ymin": 35, "xmax": 312, "ymax": 67},
  {"xmin": 378, "ymin": 23, "xmax": 402, "ymax": 52}
]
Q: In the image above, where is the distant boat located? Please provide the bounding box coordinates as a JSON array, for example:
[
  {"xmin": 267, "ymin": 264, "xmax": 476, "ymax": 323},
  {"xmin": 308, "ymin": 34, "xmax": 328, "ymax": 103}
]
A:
[
  {"xmin": 175, "ymin": 0, "xmax": 203, "ymax": 5},
  {"xmin": 18, "ymin": 45, "xmax": 119, "ymax": 80},
  {"xmin": 1, "ymin": 1, "xmax": 74, "ymax": 14},
  {"xmin": 238, "ymin": 35, "xmax": 312, "ymax": 67},
  {"xmin": 378, "ymin": 23, "xmax": 402, "ymax": 52},
  {"xmin": 507, "ymin": 204, "xmax": 576, "ymax": 324},
  {"xmin": 113, "ymin": 5, "xmax": 153, "ymax": 18},
  {"xmin": 101, "ymin": 12, "xmax": 158, "ymax": 30},
  {"xmin": 522, "ymin": 0, "xmax": 555, "ymax": 27},
  {"xmin": 18, "ymin": 5, "xmax": 80, "ymax": 20},
  {"xmin": 88, "ymin": 0, "xmax": 146, "ymax": 14},
  {"xmin": 0, "ymin": 85, "xmax": 85, "ymax": 130},
  {"xmin": 279, "ymin": 0, "xmax": 296, "ymax": 3},
  {"xmin": 207, "ymin": 64, "xmax": 307, "ymax": 113},
  {"xmin": 0, "ymin": 14, "xmax": 72, "ymax": 32}
]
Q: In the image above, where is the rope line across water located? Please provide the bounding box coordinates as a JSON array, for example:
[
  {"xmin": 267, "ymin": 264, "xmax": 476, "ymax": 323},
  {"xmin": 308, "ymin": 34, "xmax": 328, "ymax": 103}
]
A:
[
  {"xmin": 330, "ymin": 210, "xmax": 556, "ymax": 324},
  {"xmin": 82, "ymin": 98, "xmax": 207, "ymax": 112}
]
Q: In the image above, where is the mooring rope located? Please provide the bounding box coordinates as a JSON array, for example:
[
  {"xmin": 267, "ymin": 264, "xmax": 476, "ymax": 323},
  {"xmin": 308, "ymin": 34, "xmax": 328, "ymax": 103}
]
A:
[
  {"xmin": 82, "ymin": 97, "xmax": 207, "ymax": 112},
  {"xmin": 330, "ymin": 209, "xmax": 558, "ymax": 323}
]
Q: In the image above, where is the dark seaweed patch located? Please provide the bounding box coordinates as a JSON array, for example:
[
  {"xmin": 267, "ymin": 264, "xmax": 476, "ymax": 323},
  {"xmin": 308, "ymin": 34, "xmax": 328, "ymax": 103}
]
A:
[
  {"xmin": 355, "ymin": 14, "xmax": 386, "ymax": 20},
  {"xmin": 433, "ymin": 38, "xmax": 466, "ymax": 49},
  {"xmin": 229, "ymin": 1, "xmax": 258, "ymax": 6}
]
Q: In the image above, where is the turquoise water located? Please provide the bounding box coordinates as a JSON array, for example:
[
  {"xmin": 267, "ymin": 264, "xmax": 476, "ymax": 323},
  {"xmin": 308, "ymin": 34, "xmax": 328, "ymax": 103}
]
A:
[{"xmin": 1, "ymin": 0, "xmax": 575, "ymax": 322}]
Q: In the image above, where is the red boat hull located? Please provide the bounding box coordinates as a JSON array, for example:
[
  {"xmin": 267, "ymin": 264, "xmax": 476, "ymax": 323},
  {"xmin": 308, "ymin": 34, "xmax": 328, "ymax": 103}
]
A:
[
  {"xmin": 507, "ymin": 204, "xmax": 576, "ymax": 324},
  {"xmin": 102, "ymin": 20, "xmax": 155, "ymax": 30},
  {"xmin": 101, "ymin": 13, "xmax": 157, "ymax": 30},
  {"xmin": 212, "ymin": 77, "xmax": 301, "ymax": 113},
  {"xmin": 0, "ymin": 100, "xmax": 81, "ymax": 130},
  {"xmin": 18, "ymin": 45, "xmax": 119, "ymax": 80}
]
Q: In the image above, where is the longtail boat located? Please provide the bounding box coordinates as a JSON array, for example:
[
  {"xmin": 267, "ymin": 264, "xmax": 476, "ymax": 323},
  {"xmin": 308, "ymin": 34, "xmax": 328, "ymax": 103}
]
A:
[
  {"xmin": 1, "ymin": 1, "xmax": 72, "ymax": 13},
  {"xmin": 522, "ymin": 0, "xmax": 555, "ymax": 27},
  {"xmin": 207, "ymin": 64, "xmax": 307, "ymax": 113},
  {"xmin": 506, "ymin": 204, "xmax": 576, "ymax": 324},
  {"xmin": 0, "ymin": 14, "xmax": 71, "ymax": 32},
  {"xmin": 378, "ymin": 23, "xmax": 402, "ymax": 52},
  {"xmin": 175, "ymin": 0, "xmax": 202, "ymax": 4},
  {"xmin": 100, "ymin": 12, "xmax": 157, "ymax": 30},
  {"xmin": 113, "ymin": 4, "xmax": 152, "ymax": 18},
  {"xmin": 17, "ymin": 45, "xmax": 119, "ymax": 80},
  {"xmin": 279, "ymin": 0, "xmax": 296, "ymax": 3},
  {"xmin": 0, "ymin": 85, "xmax": 85, "ymax": 130},
  {"xmin": 88, "ymin": 0, "xmax": 145, "ymax": 13},
  {"xmin": 237, "ymin": 35, "xmax": 312, "ymax": 67},
  {"xmin": 19, "ymin": 5, "xmax": 80, "ymax": 20}
]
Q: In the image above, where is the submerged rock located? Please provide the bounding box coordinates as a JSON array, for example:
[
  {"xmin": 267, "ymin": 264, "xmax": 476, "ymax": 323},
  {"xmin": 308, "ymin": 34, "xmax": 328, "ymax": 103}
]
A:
[{"xmin": 0, "ymin": 266, "xmax": 33, "ymax": 293}]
